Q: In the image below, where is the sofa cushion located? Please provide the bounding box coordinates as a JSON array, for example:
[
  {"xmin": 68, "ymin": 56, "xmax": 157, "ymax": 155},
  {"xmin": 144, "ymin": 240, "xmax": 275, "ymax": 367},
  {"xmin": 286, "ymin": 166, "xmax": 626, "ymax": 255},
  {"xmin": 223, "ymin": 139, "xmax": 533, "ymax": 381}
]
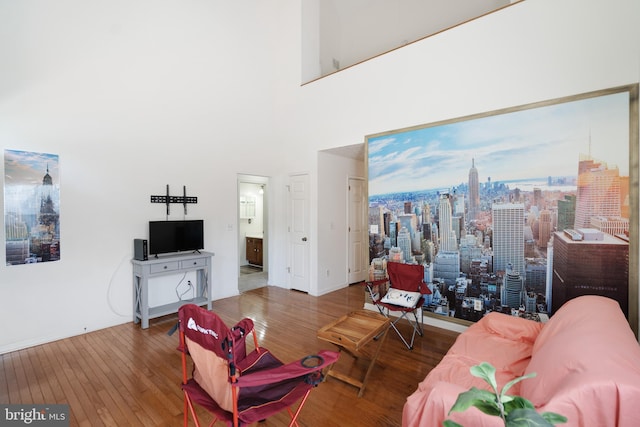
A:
[
  {"xmin": 418, "ymin": 312, "xmax": 542, "ymax": 396},
  {"xmin": 479, "ymin": 310, "xmax": 543, "ymax": 345}
]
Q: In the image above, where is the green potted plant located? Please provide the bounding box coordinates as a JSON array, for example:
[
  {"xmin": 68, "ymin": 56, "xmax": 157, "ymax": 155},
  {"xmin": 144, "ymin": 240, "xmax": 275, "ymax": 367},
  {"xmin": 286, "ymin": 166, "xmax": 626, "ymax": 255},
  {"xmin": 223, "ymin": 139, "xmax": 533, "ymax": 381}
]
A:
[{"xmin": 443, "ymin": 362, "xmax": 567, "ymax": 427}]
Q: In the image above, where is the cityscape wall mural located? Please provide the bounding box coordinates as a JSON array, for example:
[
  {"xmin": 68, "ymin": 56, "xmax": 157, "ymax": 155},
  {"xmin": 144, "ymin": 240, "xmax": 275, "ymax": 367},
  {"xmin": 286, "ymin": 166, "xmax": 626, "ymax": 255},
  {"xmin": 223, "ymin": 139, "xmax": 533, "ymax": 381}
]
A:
[
  {"xmin": 4, "ymin": 149, "xmax": 61, "ymax": 265},
  {"xmin": 366, "ymin": 85, "xmax": 638, "ymax": 328}
]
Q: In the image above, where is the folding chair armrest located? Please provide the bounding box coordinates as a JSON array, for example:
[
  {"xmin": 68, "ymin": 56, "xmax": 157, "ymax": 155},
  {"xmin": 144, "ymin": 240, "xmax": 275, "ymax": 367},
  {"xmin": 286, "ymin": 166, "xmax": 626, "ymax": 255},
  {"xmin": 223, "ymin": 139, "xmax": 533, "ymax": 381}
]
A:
[
  {"xmin": 418, "ymin": 281, "xmax": 431, "ymax": 295},
  {"xmin": 235, "ymin": 350, "xmax": 339, "ymax": 388},
  {"xmin": 232, "ymin": 318, "xmax": 255, "ymax": 336},
  {"xmin": 363, "ymin": 278, "xmax": 388, "ymax": 288}
]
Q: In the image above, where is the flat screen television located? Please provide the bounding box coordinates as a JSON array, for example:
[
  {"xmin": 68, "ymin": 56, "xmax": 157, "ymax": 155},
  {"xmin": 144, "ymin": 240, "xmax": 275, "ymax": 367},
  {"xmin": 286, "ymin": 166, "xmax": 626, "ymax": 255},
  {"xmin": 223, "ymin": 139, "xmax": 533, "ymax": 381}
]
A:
[{"xmin": 148, "ymin": 220, "xmax": 204, "ymax": 256}]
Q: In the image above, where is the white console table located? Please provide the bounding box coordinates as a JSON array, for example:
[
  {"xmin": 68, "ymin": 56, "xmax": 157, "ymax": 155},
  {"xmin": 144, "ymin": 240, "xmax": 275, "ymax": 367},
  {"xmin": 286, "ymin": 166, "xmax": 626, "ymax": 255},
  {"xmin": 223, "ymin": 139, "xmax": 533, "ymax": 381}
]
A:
[{"xmin": 132, "ymin": 251, "xmax": 213, "ymax": 329}]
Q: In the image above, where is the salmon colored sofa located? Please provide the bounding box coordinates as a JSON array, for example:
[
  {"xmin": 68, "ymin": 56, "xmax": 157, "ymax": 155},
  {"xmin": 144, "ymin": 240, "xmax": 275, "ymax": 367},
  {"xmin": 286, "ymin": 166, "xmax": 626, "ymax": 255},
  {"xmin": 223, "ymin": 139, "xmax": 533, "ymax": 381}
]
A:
[{"xmin": 402, "ymin": 295, "xmax": 640, "ymax": 427}]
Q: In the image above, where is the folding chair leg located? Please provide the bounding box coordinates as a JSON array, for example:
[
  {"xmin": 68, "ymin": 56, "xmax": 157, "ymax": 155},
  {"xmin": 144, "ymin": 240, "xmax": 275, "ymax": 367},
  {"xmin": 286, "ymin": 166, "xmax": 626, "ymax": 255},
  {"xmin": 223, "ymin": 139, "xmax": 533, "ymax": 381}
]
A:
[
  {"xmin": 388, "ymin": 308, "xmax": 424, "ymax": 350},
  {"xmin": 185, "ymin": 392, "xmax": 201, "ymax": 427},
  {"xmin": 286, "ymin": 389, "xmax": 311, "ymax": 427},
  {"xmin": 389, "ymin": 320, "xmax": 413, "ymax": 350},
  {"xmin": 184, "ymin": 393, "xmax": 189, "ymax": 427}
]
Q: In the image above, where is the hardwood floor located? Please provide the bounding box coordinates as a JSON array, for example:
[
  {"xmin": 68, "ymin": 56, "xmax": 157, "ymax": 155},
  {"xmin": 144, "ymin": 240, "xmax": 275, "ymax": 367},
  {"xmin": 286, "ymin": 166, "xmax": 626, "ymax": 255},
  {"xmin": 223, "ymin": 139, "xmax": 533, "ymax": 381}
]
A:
[{"xmin": 0, "ymin": 284, "xmax": 459, "ymax": 427}]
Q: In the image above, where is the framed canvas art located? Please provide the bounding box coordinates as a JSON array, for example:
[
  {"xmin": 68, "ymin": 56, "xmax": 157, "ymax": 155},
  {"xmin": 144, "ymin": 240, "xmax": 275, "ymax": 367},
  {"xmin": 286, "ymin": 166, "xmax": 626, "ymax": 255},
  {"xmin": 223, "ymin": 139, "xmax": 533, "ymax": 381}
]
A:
[{"xmin": 4, "ymin": 149, "xmax": 61, "ymax": 265}]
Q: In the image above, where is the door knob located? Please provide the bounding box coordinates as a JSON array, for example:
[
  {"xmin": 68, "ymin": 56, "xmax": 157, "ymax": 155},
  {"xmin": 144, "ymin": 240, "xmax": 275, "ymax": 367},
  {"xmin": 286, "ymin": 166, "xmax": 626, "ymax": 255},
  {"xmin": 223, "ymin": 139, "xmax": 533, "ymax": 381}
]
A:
[{"xmin": 302, "ymin": 237, "xmax": 307, "ymax": 242}]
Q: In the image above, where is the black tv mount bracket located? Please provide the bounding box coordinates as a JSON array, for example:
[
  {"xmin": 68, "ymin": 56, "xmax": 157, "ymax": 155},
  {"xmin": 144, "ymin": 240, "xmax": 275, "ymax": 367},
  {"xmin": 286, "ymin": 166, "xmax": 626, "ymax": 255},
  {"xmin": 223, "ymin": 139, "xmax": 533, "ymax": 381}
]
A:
[{"xmin": 150, "ymin": 185, "xmax": 198, "ymax": 215}]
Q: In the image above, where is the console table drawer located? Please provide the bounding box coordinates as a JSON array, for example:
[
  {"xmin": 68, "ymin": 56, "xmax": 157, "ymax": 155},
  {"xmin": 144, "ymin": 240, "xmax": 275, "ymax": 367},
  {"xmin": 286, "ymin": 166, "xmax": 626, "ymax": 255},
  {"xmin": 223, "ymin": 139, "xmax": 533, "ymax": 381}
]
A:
[
  {"xmin": 180, "ymin": 258, "xmax": 207, "ymax": 269},
  {"xmin": 149, "ymin": 261, "xmax": 180, "ymax": 274}
]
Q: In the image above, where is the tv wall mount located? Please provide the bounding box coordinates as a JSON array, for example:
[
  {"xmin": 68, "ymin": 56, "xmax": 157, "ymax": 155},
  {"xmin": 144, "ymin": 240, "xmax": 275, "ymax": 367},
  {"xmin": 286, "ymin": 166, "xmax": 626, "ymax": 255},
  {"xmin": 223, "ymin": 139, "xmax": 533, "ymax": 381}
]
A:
[{"xmin": 150, "ymin": 185, "xmax": 198, "ymax": 215}]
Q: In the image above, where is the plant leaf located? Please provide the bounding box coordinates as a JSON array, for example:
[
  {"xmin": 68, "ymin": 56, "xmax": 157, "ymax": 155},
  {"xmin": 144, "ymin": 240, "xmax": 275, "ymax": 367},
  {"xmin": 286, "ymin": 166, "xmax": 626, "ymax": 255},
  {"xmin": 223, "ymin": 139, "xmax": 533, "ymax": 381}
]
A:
[
  {"xmin": 470, "ymin": 362, "xmax": 498, "ymax": 391},
  {"xmin": 472, "ymin": 400, "xmax": 502, "ymax": 417},
  {"xmin": 443, "ymin": 420, "xmax": 464, "ymax": 427},
  {"xmin": 503, "ymin": 396, "xmax": 535, "ymax": 415},
  {"xmin": 448, "ymin": 387, "xmax": 498, "ymax": 414},
  {"xmin": 505, "ymin": 408, "xmax": 555, "ymax": 426},
  {"xmin": 501, "ymin": 372, "xmax": 537, "ymax": 397},
  {"xmin": 541, "ymin": 412, "xmax": 568, "ymax": 424},
  {"xmin": 501, "ymin": 394, "xmax": 515, "ymax": 403}
]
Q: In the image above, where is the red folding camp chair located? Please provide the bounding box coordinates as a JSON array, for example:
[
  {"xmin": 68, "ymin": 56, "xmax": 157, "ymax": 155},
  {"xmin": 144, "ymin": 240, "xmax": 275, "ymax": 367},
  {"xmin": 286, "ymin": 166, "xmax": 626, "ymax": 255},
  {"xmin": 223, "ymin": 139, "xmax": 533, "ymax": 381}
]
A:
[
  {"xmin": 364, "ymin": 262, "xmax": 431, "ymax": 350},
  {"xmin": 177, "ymin": 304, "xmax": 339, "ymax": 427}
]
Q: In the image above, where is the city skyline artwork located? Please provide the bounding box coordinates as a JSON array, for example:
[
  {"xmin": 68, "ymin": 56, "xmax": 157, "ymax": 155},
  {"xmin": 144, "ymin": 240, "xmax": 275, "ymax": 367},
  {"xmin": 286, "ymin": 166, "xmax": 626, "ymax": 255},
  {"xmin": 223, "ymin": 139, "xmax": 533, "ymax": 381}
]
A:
[
  {"xmin": 4, "ymin": 149, "xmax": 61, "ymax": 265},
  {"xmin": 366, "ymin": 85, "xmax": 637, "ymax": 325}
]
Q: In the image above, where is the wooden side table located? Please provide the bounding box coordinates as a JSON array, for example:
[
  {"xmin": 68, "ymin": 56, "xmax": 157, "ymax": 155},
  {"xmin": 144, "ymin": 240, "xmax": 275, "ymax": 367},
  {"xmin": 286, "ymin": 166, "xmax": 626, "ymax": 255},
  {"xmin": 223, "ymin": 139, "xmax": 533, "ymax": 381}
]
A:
[{"xmin": 317, "ymin": 309, "xmax": 390, "ymax": 397}]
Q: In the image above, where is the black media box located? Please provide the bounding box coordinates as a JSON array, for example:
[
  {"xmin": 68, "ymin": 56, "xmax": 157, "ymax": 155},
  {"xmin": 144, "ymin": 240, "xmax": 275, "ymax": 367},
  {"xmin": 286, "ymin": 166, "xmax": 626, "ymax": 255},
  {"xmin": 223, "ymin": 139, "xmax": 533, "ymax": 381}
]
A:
[{"xmin": 134, "ymin": 238, "xmax": 148, "ymax": 261}]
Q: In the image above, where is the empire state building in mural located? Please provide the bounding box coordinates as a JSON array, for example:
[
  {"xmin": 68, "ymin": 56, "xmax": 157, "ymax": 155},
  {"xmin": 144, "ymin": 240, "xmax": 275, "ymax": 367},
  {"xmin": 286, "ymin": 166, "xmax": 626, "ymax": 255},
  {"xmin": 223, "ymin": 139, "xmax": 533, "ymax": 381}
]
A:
[{"xmin": 4, "ymin": 150, "xmax": 61, "ymax": 265}]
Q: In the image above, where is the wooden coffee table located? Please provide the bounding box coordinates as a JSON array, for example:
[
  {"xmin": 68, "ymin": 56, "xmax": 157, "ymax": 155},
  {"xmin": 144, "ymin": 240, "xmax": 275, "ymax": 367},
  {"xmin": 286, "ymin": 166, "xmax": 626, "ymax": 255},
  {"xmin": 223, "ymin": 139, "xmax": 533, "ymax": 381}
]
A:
[{"xmin": 317, "ymin": 309, "xmax": 390, "ymax": 397}]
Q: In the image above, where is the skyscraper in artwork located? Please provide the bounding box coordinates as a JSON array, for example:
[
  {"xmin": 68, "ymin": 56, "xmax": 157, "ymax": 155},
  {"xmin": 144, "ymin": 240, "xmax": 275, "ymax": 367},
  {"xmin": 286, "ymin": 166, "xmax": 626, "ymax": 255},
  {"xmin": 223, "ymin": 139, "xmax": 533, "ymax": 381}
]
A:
[
  {"xmin": 574, "ymin": 155, "xmax": 621, "ymax": 229},
  {"xmin": 551, "ymin": 229, "xmax": 628, "ymax": 317},
  {"xmin": 538, "ymin": 209, "xmax": 552, "ymax": 249},
  {"xmin": 501, "ymin": 263, "xmax": 524, "ymax": 309},
  {"xmin": 468, "ymin": 158, "xmax": 480, "ymax": 220},
  {"xmin": 438, "ymin": 192, "xmax": 457, "ymax": 252},
  {"xmin": 492, "ymin": 203, "xmax": 525, "ymax": 275},
  {"xmin": 397, "ymin": 226, "xmax": 412, "ymax": 263},
  {"xmin": 557, "ymin": 194, "xmax": 576, "ymax": 231}
]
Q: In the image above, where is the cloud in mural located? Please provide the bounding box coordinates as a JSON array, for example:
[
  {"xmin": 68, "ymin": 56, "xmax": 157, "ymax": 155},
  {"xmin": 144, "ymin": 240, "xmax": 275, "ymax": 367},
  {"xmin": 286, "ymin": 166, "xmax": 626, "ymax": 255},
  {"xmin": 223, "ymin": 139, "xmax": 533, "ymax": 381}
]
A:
[{"xmin": 367, "ymin": 91, "xmax": 630, "ymax": 196}]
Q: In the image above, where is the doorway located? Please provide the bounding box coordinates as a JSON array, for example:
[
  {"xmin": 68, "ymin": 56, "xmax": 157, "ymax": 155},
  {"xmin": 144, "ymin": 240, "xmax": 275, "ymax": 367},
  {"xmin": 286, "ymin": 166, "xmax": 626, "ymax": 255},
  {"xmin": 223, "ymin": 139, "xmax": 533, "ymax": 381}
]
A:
[{"xmin": 238, "ymin": 174, "xmax": 269, "ymax": 293}]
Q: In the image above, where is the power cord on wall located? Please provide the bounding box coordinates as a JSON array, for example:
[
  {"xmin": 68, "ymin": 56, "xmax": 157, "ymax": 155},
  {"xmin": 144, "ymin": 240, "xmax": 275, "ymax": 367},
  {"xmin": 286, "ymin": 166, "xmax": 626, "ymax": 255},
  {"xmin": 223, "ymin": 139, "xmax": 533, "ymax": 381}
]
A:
[
  {"xmin": 107, "ymin": 253, "xmax": 133, "ymax": 318},
  {"xmin": 108, "ymin": 252, "xmax": 197, "ymax": 319}
]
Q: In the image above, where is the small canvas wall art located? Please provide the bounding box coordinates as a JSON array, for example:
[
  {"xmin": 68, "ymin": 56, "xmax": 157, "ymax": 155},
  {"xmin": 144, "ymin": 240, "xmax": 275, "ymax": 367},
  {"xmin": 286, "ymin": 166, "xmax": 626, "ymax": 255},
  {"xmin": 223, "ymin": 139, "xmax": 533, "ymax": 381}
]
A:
[{"xmin": 4, "ymin": 149, "xmax": 60, "ymax": 265}]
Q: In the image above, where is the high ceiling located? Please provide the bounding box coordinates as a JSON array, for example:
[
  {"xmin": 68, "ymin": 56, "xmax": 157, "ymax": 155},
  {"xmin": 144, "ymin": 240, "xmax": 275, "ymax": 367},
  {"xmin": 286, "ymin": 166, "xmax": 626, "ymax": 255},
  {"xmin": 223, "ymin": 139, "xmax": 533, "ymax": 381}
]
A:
[
  {"xmin": 311, "ymin": 0, "xmax": 518, "ymax": 159},
  {"xmin": 303, "ymin": 0, "xmax": 515, "ymax": 83}
]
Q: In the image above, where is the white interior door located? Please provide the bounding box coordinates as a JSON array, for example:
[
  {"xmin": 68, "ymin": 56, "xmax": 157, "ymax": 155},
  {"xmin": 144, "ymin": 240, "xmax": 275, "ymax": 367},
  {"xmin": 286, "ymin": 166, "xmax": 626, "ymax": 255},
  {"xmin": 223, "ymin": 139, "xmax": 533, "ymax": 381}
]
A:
[
  {"xmin": 289, "ymin": 173, "xmax": 310, "ymax": 292},
  {"xmin": 348, "ymin": 177, "xmax": 367, "ymax": 284}
]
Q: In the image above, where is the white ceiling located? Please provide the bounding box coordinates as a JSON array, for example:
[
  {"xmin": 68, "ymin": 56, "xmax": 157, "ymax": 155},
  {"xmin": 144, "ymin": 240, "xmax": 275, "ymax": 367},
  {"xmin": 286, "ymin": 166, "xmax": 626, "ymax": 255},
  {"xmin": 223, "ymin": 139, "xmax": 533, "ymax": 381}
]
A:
[{"xmin": 304, "ymin": 0, "xmax": 515, "ymax": 82}]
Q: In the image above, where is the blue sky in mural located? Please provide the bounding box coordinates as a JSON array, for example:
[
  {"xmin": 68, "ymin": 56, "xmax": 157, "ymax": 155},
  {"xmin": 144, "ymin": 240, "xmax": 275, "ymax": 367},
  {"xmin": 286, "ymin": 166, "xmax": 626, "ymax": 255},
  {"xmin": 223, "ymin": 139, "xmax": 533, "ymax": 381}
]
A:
[
  {"xmin": 367, "ymin": 92, "xmax": 630, "ymax": 196},
  {"xmin": 5, "ymin": 150, "xmax": 60, "ymax": 186}
]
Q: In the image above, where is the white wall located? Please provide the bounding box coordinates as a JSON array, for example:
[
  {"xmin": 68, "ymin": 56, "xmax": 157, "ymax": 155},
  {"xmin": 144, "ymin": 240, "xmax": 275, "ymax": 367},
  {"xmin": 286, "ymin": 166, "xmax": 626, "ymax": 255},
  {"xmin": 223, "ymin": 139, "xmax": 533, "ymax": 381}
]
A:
[
  {"xmin": 1, "ymin": 0, "xmax": 638, "ymax": 353},
  {"xmin": 0, "ymin": 0, "xmax": 289, "ymax": 353}
]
